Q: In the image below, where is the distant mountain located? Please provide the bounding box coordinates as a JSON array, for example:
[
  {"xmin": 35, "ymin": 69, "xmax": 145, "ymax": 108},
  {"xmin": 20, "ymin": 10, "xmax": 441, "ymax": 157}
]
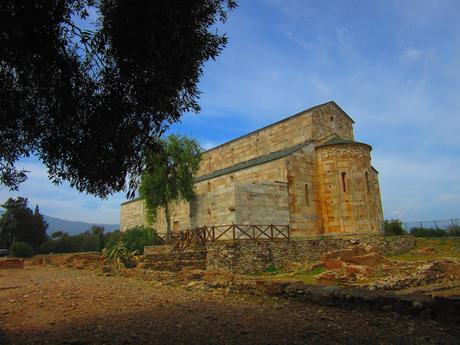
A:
[{"xmin": 0, "ymin": 209, "xmax": 119, "ymax": 235}]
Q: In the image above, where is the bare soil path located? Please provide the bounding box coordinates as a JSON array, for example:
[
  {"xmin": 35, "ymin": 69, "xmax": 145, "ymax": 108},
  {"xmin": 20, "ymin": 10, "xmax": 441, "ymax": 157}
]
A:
[{"xmin": 0, "ymin": 266, "xmax": 459, "ymax": 345}]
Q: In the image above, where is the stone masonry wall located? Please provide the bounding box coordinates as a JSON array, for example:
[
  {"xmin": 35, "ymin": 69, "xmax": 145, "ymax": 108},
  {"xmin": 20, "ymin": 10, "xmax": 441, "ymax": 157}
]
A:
[
  {"xmin": 197, "ymin": 103, "xmax": 354, "ymax": 176},
  {"xmin": 316, "ymin": 143, "xmax": 383, "ymax": 235},
  {"xmin": 234, "ymin": 182, "xmax": 290, "ymax": 225},
  {"xmin": 190, "ymin": 184, "xmax": 236, "ymax": 229},
  {"xmin": 120, "ymin": 199, "xmax": 148, "ymax": 232},
  {"xmin": 285, "ymin": 144, "xmax": 322, "ymax": 236},
  {"xmin": 312, "ymin": 105, "xmax": 354, "ymax": 141},
  {"xmin": 206, "ymin": 236, "xmax": 415, "ymax": 274}
]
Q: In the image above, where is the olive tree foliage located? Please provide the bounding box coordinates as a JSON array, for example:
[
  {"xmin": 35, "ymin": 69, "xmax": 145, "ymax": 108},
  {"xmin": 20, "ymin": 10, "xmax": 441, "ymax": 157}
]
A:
[
  {"xmin": 139, "ymin": 135, "xmax": 202, "ymax": 242},
  {"xmin": 0, "ymin": 0, "xmax": 236, "ymax": 198}
]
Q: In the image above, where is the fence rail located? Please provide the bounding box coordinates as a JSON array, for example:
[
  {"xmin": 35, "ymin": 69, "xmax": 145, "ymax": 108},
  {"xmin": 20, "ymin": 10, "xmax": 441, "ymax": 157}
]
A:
[
  {"xmin": 402, "ymin": 218, "xmax": 460, "ymax": 232},
  {"xmin": 171, "ymin": 224, "xmax": 290, "ymax": 252}
]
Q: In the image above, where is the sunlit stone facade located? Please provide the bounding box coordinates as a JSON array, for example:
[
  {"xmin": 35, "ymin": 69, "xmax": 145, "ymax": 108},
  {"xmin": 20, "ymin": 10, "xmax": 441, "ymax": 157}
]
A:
[{"xmin": 120, "ymin": 101, "xmax": 384, "ymax": 237}]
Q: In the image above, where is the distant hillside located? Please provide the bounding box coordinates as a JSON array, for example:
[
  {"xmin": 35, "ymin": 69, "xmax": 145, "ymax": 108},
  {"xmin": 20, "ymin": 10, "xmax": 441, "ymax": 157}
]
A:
[{"xmin": 0, "ymin": 209, "xmax": 119, "ymax": 235}]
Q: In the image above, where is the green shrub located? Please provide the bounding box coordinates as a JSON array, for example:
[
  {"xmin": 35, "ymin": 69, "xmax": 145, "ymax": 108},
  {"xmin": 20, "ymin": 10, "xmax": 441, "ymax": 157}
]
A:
[
  {"xmin": 36, "ymin": 229, "xmax": 107, "ymax": 254},
  {"xmin": 409, "ymin": 227, "xmax": 447, "ymax": 238},
  {"xmin": 447, "ymin": 225, "xmax": 460, "ymax": 237},
  {"xmin": 122, "ymin": 226, "xmax": 164, "ymax": 254},
  {"xmin": 264, "ymin": 264, "xmax": 280, "ymax": 274},
  {"xmin": 384, "ymin": 219, "xmax": 406, "ymax": 236},
  {"xmin": 104, "ymin": 230, "xmax": 122, "ymax": 251},
  {"xmin": 10, "ymin": 241, "xmax": 34, "ymax": 258},
  {"xmin": 37, "ymin": 240, "xmax": 59, "ymax": 254},
  {"xmin": 104, "ymin": 241, "xmax": 137, "ymax": 269}
]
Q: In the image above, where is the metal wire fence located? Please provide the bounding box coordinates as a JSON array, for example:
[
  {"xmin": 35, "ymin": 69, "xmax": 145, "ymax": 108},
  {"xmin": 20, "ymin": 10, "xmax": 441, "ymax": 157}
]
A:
[{"xmin": 402, "ymin": 218, "xmax": 460, "ymax": 232}]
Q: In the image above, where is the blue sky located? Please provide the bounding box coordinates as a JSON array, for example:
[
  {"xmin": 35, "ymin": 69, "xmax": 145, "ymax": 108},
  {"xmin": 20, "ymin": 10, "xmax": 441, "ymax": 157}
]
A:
[{"xmin": 1, "ymin": 0, "xmax": 459, "ymax": 224}]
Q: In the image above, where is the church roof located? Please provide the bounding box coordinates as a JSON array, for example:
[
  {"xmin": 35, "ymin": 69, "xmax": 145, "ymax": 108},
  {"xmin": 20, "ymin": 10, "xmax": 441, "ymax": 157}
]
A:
[
  {"xmin": 195, "ymin": 140, "xmax": 315, "ymax": 183},
  {"xmin": 316, "ymin": 137, "xmax": 372, "ymax": 150},
  {"xmin": 203, "ymin": 101, "xmax": 355, "ymax": 154},
  {"xmin": 122, "ymin": 139, "xmax": 315, "ymax": 205}
]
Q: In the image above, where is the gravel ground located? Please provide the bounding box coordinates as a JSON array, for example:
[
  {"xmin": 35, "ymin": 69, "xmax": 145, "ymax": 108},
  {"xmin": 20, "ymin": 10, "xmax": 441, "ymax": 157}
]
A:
[{"xmin": 0, "ymin": 265, "xmax": 459, "ymax": 345}]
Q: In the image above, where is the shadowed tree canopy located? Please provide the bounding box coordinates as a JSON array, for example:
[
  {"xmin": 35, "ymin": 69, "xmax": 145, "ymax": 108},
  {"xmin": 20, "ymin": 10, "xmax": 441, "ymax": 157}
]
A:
[
  {"xmin": 139, "ymin": 135, "xmax": 202, "ymax": 242},
  {"xmin": 0, "ymin": 0, "xmax": 236, "ymax": 197}
]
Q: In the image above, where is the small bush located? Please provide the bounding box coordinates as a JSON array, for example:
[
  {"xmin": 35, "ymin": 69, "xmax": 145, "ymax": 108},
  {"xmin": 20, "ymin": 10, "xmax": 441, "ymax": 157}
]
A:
[
  {"xmin": 123, "ymin": 226, "xmax": 164, "ymax": 254},
  {"xmin": 447, "ymin": 225, "xmax": 460, "ymax": 237},
  {"xmin": 37, "ymin": 240, "xmax": 59, "ymax": 254},
  {"xmin": 104, "ymin": 230, "xmax": 122, "ymax": 251},
  {"xmin": 104, "ymin": 241, "xmax": 137, "ymax": 269},
  {"xmin": 265, "ymin": 264, "xmax": 280, "ymax": 274},
  {"xmin": 10, "ymin": 241, "xmax": 34, "ymax": 258},
  {"xmin": 409, "ymin": 227, "xmax": 447, "ymax": 238},
  {"xmin": 384, "ymin": 219, "xmax": 406, "ymax": 236}
]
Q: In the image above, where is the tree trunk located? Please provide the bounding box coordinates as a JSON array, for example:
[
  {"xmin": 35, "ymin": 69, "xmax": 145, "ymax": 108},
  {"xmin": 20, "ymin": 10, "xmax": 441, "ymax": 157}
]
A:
[{"xmin": 165, "ymin": 204, "xmax": 172, "ymax": 244}]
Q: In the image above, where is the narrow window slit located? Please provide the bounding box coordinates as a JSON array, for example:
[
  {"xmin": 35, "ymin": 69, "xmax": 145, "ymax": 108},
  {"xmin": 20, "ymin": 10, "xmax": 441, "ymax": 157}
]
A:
[{"xmin": 304, "ymin": 184, "xmax": 309, "ymax": 207}]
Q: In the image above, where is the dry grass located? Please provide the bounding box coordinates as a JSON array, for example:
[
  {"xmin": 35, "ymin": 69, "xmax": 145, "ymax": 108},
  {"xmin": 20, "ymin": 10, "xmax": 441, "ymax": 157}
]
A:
[{"xmin": 390, "ymin": 237, "xmax": 460, "ymax": 261}]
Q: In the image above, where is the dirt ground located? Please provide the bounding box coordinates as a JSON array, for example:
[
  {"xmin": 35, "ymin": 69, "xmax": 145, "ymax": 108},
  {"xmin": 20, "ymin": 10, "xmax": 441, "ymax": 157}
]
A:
[{"xmin": 0, "ymin": 265, "xmax": 459, "ymax": 345}]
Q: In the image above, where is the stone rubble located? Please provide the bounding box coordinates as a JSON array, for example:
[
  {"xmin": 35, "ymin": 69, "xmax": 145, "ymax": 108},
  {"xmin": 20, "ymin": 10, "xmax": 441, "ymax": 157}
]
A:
[{"xmin": 0, "ymin": 258, "xmax": 24, "ymax": 269}]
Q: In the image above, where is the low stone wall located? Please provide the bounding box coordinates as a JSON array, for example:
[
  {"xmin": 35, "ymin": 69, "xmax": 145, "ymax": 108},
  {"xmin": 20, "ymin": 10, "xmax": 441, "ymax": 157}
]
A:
[
  {"xmin": 0, "ymin": 258, "xmax": 24, "ymax": 269},
  {"xmin": 226, "ymin": 278, "xmax": 460, "ymax": 323},
  {"xmin": 31, "ymin": 252, "xmax": 103, "ymax": 269},
  {"xmin": 206, "ymin": 236, "xmax": 415, "ymax": 274},
  {"xmin": 144, "ymin": 244, "xmax": 204, "ymax": 255},
  {"xmin": 144, "ymin": 245, "xmax": 175, "ymax": 255},
  {"xmin": 140, "ymin": 251, "xmax": 206, "ymax": 272},
  {"xmin": 123, "ymin": 266, "xmax": 460, "ymax": 323}
]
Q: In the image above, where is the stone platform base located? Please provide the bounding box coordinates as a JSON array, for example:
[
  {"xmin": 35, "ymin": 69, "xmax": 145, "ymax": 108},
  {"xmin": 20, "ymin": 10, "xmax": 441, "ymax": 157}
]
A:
[
  {"xmin": 144, "ymin": 235, "xmax": 415, "ymax": 274},
  {"xmin": 206, "ymin": 235, "xmax": 416, "ymax": 274}
]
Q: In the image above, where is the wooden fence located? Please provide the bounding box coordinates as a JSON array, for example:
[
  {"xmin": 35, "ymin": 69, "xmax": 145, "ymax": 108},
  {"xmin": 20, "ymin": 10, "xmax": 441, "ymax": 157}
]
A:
[{"xmin": 171, "ymin": 224, "xmax": 290, "ymax": 253}]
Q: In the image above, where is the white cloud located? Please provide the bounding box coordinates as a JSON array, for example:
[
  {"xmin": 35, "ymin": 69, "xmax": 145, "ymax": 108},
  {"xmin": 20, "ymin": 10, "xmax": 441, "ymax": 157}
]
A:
[
  {"xmin": 374, "ymin": 153, "xmax": 460, "ymax": 221},
  {"xmin": 260, "ymin": 0, "xmax": 316, "ymax": 20},
  {"xmin": 400, "ymin": 48, "xmax": 434, "ymax": 65},
  {"xmin": 335, "ymin": 27, "xmax": 355, "ymax": 58},
  {"xmin": 283, "ymin": 29, "xmax": 314, "ymax": 51},
  {"xmin": 0, "ymin": 160, "xmax": 124, "ymax": 224}
]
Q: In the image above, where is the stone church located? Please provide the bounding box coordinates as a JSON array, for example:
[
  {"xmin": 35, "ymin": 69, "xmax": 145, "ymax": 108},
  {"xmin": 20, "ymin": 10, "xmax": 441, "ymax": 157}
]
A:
[{"xmin": 120, "ymin": 101, "xmax": 384, "ymax": 238}]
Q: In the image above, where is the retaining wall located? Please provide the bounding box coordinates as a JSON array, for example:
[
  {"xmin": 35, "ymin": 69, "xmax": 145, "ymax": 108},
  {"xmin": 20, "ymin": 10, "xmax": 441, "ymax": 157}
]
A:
[{"xmin": 206, "ymin": 236, "xmax": 415, "ymax": 274}]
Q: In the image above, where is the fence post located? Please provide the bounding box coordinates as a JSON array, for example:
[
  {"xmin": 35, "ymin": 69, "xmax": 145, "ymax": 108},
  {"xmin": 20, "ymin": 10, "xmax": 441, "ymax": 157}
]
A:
[
  {"xmin": 232, "ymin": 224, "xmax": 236, "ymax": 242},
  {"xmin": 434, "ymin": 220, "xmax": 438, "ymax": 230},
  {"xmin": 270, "ymin": 225, "xmax": 273, "ymax": 239},
  {"xmin": 452, "ymin": 219, "xmax": 455, "ymax": 227}
]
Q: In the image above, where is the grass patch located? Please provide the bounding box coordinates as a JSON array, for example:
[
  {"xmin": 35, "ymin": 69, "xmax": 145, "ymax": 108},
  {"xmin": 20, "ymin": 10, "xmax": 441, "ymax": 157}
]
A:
[
  {"xmin": 264, "ymin": 264, "xmax": 280, "ymax": 274},
  {"xmin": 391, "ymin": 238, "xmax": 460, "ymax": 261},
  {"xmin": 288, "ymin": 267, "xmax": 326, "ymax": 284}
]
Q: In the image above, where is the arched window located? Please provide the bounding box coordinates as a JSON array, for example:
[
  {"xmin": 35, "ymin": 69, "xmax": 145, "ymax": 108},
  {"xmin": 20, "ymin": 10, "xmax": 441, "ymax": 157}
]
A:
[
  {"xmin": 341, "ymin": 172, "xmax": 347, "ymax": 192},
  {"xmin": 304, "ymin": 184, "xmax": 309, "ymax": 207},
  {"xmin": 365, "ymin": 171, "xmax": 370, "ymax": 193}
]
